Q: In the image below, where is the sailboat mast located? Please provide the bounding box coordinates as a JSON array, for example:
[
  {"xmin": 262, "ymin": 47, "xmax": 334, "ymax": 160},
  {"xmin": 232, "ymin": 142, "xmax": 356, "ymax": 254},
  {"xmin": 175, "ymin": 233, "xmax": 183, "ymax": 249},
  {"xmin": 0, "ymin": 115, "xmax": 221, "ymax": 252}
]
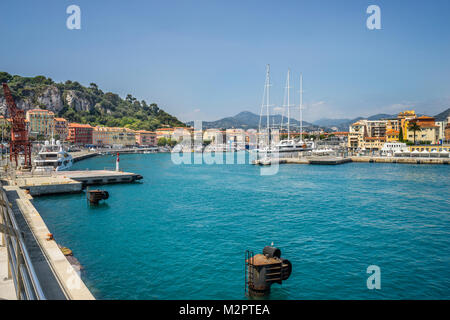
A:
[
  {"xmin": 287, "ymin": 69, "xmax": 291, "ymax": 140},
  {"xmin": 299, "ymin": 73, "xmax": 303, "ymax": 142},
  {"xmin": 266, "ymin": 65, "xmax": 270, "ymax": 132}
]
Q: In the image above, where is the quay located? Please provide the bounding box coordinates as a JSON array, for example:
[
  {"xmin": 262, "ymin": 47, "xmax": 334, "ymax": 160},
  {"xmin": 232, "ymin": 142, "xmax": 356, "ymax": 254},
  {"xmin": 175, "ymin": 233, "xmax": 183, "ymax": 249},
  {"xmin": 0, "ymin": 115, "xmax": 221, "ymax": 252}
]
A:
[
  {"xmin": 0, "ymin": 150, "xmax": 145, "ymax": 299},
  {"xmin": 69, "ymin": 147, "xmax": 159, "ymax": 163},
  {"xmin": 350, "ymin": 156, "xmax": 450, "ymax": 165},
  {"xmin": 0, "ymin": 183, "xmax": 94, "ymax": 299},
  {"xmin": 3, "ymin": 170, "xmax": 143, "ymax": 196},
  {"xmin": 252, "ymin": 156, "xmax": 449, "ymax": 166},
  {"xmin": 253, "ymin": 156, "xmax": 351, "ymax": 166}
]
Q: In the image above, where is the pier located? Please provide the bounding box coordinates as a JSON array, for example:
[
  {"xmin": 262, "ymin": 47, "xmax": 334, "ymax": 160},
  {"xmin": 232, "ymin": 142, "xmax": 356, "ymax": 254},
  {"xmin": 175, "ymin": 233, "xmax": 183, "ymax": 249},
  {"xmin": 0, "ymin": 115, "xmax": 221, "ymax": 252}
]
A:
[
  {"xmin": 351, "ymin": 156, "xmax": 450, "ymax": 165},
  {"xmin": 252, "ymin": 155, "xmax": 449, "ymax": 166},
  {"xmin": 252, "ymin": 156, "xmax": 351, "ymax": 166},
  {"xmin": 0, "ymin": 184, "xmax": 94, "ymax": 299},
  {"xmin": 3, "ymin": 170, "xmax": 143, "ymax": 196}
]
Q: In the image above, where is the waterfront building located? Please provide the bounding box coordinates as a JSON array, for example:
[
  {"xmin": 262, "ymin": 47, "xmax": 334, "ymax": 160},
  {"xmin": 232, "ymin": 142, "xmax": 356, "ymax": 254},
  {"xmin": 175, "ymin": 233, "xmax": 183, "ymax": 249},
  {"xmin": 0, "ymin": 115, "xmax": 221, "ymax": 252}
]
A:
[
  {"xmin": 381, "ymin": 142, "xmax": 407, "ymax": 155},
  {"xmin": 68, "ymin": 123, "xmax": 93, "ymax": 145},
  {"xmin": 93, "ymin": 126, "xmax": 136, "ymax": 147},
  {"xmin": 25, "ymin": 108, "xmax": 55, "ymax": 137},
  {"xmin": 246, "ymin": 129, "xmax": 258, "ymax": 147},
  {"xmin": 226, "ymin": 128, "xmax": 246, "ymax": 147},
  {"xmin": 445, "ymin": 118, "xmax": 450, "ymax": 142},
  {"xmin": 366, "ymin": 120, "xmax": 387, "ymax": 138},
  {"xmin": 408, "ymin": 144, "xmax": 450, "ymax": 153},
  {"xmin": 386, "ymin": 119, "xmax": 400, "ymax": 132},
  {"xmin": 348, "ymin": 121, "xmax": 366, "ymax": 151},
  {"xmin": 172, "ymin": 127, "xmax": 193, "ymax": 142},
  {"xmin": 435, "ymin": 117, "xmax": 448, "ymax": 142},
  {"xmin": 54, "ymin": 118, "xmax": 68, "ymax": 141},
  {"xmin": 397, "ymin": 110, "xmax": 417, "ymax": 140},
  {"xmin": 135, "ymin": 130, "xmax": 157, "ymax": 146},
  {"xmin": 203, "ymin": 129, "xmax": 224, "ymax": 144},
  {"xmin": 363, "ymin": 136, "xmax": 386, "ymax": 151},
  {"xmin": 331, "ymin": 132, "xmax": 349, "ymax": 138},
  {"xmin": 386, "ymin": 129, "xmax": 400, "ymax": 142},
  {"xmin": 155, "ymin": 128, "xmax": 175, "ymax": 140},
  {"xmin": 406, "ymin": 116, "xmax": 439, "ymax": 144}
]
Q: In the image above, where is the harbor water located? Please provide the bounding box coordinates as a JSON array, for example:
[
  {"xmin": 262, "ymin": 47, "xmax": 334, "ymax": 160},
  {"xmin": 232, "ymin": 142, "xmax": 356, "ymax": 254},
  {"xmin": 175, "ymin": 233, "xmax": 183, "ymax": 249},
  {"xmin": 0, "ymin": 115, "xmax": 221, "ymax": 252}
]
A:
[{"xmin": 32, "ymin": 153, "xmax": 450, "ymax": 299}]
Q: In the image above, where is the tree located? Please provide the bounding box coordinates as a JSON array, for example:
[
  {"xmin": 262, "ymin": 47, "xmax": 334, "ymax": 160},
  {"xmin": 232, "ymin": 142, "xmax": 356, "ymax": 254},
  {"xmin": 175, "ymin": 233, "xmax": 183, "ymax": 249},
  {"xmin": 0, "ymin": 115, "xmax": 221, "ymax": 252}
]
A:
[
  {"xmin": 157, "ymin": 137, "xmax": 167, "ymax": 146},
  {"xmin": 399, "ymin": 126, "xmax": 404, "ymax": 142},
  {"xmin": 408, "ymin": 122, "xmax": 421, "ymax": 145}
]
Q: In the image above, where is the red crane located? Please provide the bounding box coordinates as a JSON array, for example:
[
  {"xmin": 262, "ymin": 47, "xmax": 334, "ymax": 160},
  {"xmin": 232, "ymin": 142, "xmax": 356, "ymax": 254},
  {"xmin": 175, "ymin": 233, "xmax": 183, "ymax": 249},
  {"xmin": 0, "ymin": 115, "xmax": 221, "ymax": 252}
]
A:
[{"xmin": 2, "ymin": 83, "xmax": 31, "ymax": 168}]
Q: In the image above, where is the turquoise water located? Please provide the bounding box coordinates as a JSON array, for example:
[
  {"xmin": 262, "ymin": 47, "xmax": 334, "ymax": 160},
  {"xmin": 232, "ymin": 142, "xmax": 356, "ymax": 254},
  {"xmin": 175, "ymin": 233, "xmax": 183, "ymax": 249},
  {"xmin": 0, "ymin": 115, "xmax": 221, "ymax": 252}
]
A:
[{"xmin": 32, "ymin": 153, "xmax": 450, "ymax": 299}]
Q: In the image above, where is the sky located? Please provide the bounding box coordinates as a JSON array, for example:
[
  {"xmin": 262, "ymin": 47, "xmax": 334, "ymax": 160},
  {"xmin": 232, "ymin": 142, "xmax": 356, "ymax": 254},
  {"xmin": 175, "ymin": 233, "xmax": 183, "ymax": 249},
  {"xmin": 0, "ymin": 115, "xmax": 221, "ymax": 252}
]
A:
[{"xmin": 0, "ymin": 0, "xmax": 449, "ymax": 123}]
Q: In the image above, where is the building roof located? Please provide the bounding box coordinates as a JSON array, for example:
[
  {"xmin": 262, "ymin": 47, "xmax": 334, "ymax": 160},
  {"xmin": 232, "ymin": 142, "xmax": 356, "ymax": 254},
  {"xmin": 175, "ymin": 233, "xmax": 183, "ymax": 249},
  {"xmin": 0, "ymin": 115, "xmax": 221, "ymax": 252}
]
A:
[
  {"xmin": 331, "ymin": 132, "xmax": 349, "ymax": 135},
  {"xmin": 415, "ymin": 116, "xmax": 434, "ymax": 120},
  {"xmin": 135, "ymin": 130, "xmax": 156, "ymax": 134},
  {"xmin": 155, "ymin": 128, "xmax": 174, "ymax": 131},
  {"xmin": 386, "ymin": 129, "xmax": 399, "ymax": 134},
  {"xmin": 364, "ymin": 137, "xmax": 386, "ymax": 141},
  {"xmin": 27, "ymin": 108, "xmax": 55, "ymax": 114},
  {"xmin": 54, "ymin": 117, "xmax": 67, "ymax": 122},
  {"xmin": 69, "ymin": 123, "xmax": 93, "ymax": 129}
]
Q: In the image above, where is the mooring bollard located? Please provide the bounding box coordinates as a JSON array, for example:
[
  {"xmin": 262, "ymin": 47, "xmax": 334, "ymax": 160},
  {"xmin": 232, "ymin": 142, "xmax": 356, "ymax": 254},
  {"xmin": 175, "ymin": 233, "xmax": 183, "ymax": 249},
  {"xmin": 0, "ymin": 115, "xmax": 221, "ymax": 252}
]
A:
[{"xmin": 245, "ymin": 246, "xmax": 292, "ymax": 297}]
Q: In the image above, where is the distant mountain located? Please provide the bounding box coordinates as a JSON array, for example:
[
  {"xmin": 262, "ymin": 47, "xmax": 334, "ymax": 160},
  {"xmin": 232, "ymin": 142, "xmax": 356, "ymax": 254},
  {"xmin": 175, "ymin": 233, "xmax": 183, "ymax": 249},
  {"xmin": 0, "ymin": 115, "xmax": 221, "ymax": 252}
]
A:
[
  {"xmin": 315, "ymin": 113, "xmax": 398, "ymax": 131},
  {"xmin": 314, "ymin": 118, "xmax": 351, "ymax": 128},
  {"xmin": 186, "ymin": 111, "xmax": 316, "ymax": 130},
  {"xmin": 188, "ymin": 108, "xmax": 450, "ymax": 131},
  {"xmin": 434, "ymin": 108, "xmax": 450, "ymax": 121}
]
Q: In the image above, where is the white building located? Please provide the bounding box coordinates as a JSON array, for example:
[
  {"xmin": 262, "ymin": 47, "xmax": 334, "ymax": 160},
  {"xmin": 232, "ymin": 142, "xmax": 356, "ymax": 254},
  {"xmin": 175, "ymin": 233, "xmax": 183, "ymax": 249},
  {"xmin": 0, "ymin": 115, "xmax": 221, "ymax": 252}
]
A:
[{"xmin": 381, "ymin": 142, "xmax": 407, "ymax": 156}]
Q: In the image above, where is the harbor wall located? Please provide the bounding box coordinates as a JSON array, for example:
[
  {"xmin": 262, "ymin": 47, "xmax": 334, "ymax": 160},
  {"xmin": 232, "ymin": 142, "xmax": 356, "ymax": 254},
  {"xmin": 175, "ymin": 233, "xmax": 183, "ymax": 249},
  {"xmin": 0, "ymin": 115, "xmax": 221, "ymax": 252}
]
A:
[{"xmin": 2, "ymin": 185, "xmax": 95, "ymax": 300}]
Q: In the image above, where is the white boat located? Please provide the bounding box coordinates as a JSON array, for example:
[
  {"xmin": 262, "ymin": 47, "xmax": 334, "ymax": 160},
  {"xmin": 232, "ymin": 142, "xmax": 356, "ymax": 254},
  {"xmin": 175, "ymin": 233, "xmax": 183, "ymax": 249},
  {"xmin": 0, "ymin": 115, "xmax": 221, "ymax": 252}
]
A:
[
  {"xmin": 275, "ymin": 138, "xmax": 311, "ymax": 152},
  {"xmin": 34, "ymin": 139, "xmax": 73, "ymax": 172}
]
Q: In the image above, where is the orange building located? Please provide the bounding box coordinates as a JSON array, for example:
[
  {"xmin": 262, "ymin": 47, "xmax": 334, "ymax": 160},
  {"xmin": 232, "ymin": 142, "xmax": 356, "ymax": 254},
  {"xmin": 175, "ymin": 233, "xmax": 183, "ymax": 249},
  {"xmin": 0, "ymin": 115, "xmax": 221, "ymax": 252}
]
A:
[
  {"xmin": 135, "ymin": 130, "xmax": 157, "ymax": 146},
  {"xmin": 386, "ymin": 129, "xmax": 400, "ymax": 142},
  {"xmin": 68, "ymin": 123, "xmax": 93, "ymax": 145},
  {"xmin": 54, "ymin": 118, "xmax": 68, "ymax": 141},
  {"xmin": 445, "ymin": 123, "xmax": 450, "ymax": 142}
]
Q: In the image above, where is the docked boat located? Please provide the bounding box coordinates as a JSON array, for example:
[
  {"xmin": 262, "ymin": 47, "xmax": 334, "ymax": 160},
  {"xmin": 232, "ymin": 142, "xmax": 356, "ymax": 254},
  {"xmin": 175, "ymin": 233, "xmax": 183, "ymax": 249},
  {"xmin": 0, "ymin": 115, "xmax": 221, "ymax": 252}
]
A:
[
  {"xmin": 275, "ymin": 139, "xmax": 312, "ymax": 153},
  {"xmin": 34, "ymin": 139, "xmax": 73, "ymax": 172}
]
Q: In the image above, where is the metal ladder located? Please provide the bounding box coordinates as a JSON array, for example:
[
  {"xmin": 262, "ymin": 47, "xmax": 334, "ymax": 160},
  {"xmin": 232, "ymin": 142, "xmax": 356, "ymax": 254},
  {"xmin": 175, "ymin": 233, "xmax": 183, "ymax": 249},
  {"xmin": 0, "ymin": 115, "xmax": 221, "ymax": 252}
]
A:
[{"xmin": 244, "ymin": 250, "xmax": 254, "ymax": 296}]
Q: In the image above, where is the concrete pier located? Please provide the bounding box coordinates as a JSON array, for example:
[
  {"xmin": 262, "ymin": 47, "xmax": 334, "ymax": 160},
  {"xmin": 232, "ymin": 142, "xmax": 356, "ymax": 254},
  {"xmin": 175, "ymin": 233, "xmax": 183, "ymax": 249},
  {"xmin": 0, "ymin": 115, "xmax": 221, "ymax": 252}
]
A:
[
  {"xmin": 253, "ymin": 155, "xmax": 449, "ymax": 166},
  {"xmin": 56, "ymin": 170, "xmax": 143, "ymax": 186},
  {"xmin": 1, "ymin": 185, "xmax": 95, "ymax": 299},
  {"xmin": 351, "ymin": 156, "xmax": 450, "ymax": 165},
  {"xmin": 253, "ymin": 156, "xmax": 350, "ymax": 166},
  {"xmin": 0, "ymin": 243, "xmax": 16, "ymax": 300},
  {"xmin": 3, "ymin": 170, "xmax": 143, "ymax": 196}
]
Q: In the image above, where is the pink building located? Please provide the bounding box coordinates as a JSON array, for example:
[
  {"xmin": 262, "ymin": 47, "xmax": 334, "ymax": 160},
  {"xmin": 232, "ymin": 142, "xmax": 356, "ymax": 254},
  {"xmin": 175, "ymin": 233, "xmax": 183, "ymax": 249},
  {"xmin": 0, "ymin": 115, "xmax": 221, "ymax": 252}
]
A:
[{"xmin": 135, "ymin": 130, "xmax": 157, "ymax": 146}]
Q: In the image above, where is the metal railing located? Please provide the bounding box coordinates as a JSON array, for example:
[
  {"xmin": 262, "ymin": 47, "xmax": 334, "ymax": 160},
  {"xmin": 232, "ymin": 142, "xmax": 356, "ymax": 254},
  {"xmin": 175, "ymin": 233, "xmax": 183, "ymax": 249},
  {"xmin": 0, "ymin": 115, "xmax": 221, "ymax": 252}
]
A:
[{"xmin": 0, "ymin": 187, "xmax": 46, "ymax": 300}]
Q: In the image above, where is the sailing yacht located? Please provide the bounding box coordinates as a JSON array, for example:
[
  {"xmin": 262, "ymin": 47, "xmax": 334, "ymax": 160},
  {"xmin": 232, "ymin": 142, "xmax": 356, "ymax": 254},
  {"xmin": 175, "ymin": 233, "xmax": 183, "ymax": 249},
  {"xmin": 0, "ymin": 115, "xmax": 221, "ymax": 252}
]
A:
[{"xmin": 275, "ymin": 72, "xmax": 311, "ymax": 153}]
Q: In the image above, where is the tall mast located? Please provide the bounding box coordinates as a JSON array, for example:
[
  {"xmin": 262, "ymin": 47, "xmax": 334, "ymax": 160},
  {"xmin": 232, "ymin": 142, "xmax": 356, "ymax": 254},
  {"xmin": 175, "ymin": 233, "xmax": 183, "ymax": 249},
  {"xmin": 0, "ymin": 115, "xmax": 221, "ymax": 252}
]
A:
[
  {"xmin": 286, "ymin": 69, "xmax": 291, "ymax": 140},
  {"xmin": 258, "ymin": 64, "xmax": 271, "ymax": 146},
  {"xmin": 299, "ymin": 73, "xmax": 303, "ymax": 142},
  {"xmin": 266, "ymin": 65, "xmax": 270, "ymax": 131}
]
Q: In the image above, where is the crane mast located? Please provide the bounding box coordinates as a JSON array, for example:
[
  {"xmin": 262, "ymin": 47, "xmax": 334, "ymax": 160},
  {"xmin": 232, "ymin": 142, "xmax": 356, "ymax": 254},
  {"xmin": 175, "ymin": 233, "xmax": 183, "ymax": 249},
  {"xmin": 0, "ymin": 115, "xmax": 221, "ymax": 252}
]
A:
[{"xmin": 2, "ymin": 83, "xmax": 31, "ymax": 168}]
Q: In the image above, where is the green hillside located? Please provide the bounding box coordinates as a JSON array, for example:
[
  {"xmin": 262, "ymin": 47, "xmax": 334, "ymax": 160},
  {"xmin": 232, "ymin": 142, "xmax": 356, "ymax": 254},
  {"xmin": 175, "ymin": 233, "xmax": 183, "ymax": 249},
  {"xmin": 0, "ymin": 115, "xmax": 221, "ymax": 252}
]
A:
[{"xmin": 0, "ymin": 71, "xmax": 185, "ymax": 131}]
